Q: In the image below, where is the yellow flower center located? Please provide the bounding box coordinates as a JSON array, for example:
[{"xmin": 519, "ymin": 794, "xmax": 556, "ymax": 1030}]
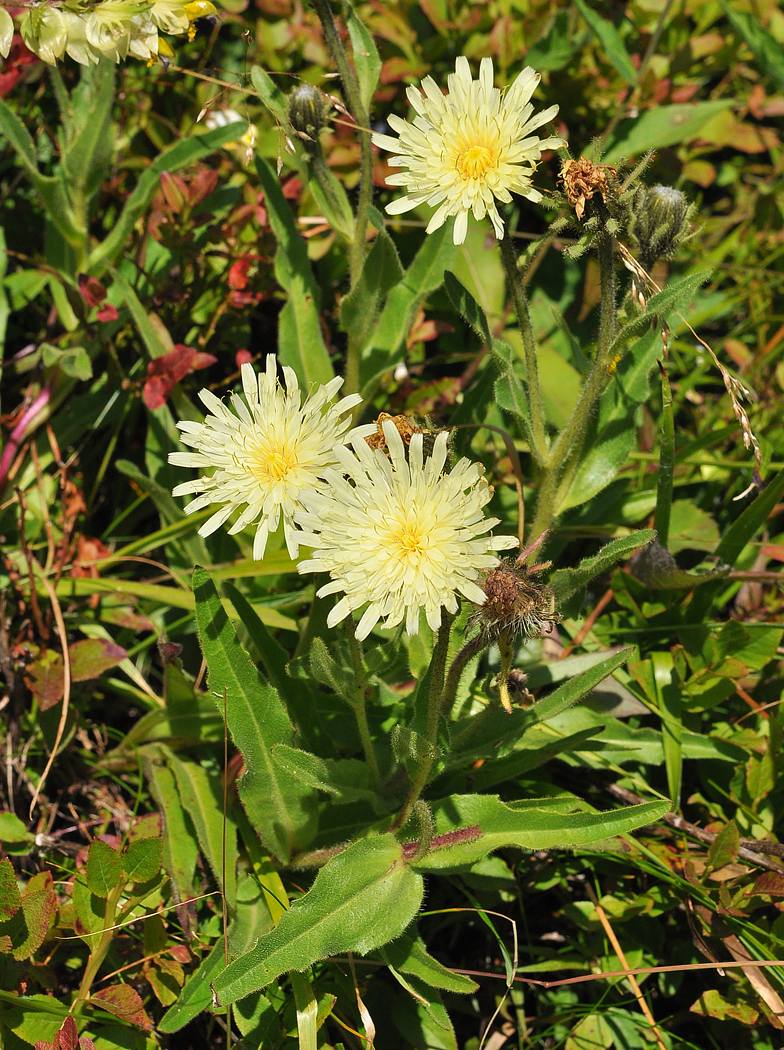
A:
[
  {"xmin": 456, "ymin": 143, "xmax": 495, "ymax": 181},
  {"xmin": 254, "ymin": 446, "xmax": 295, "ymax": 483},
  {"xmin": 392, "ymin": 522, "xmax": 425, "ymax": 560}
]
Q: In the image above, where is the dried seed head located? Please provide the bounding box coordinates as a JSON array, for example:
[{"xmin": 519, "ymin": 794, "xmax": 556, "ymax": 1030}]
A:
[
  {"xmin": 469, "ymin": 558, "xmax": 559, "ymax": 642},
  {"xmin": 365, "ymin": 412, "xmax": 451, "ymax": 466},
  {"xmin": 559, "ymin": 156, "xmax": 618, "ymax": 220},
  {"xmin": 288, "ymin": 83, "xmax": 327, "ymax": 139}
]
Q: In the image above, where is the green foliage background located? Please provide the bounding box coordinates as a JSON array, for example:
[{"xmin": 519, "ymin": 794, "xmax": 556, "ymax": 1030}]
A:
[{"xmin": 1, "ymin": 0, "xmax": 784, "ymax": 1048}]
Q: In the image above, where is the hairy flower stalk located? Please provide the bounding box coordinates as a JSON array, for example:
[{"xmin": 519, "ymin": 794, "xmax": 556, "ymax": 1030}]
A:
[
  {"xmin": 296, "ymin": 418, "xmax": 517, "ymax": 640},
  {"xmin": 169, "ymin": 356, "xmax": 372, "ymax": 559},
  {"xmin": 373, "ymin": 57, "xmax": 565, "ymax": 245}
]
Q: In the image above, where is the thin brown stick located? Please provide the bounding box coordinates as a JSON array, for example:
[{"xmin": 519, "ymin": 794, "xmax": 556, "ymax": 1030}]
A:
[
  {"xmin": 586, "ymin": 885, "xmax": 668, "ymax": 1050},
  {"xmin": 559, "ymin": 587, "xmax": 614, "ymax": 658}
]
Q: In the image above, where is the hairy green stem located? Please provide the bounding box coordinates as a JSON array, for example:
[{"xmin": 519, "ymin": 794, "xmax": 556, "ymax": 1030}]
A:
[
  {"xmin": 344, "ymin": 620, "xmax": 382, "ymax": 786},
  {"xmin": 311, "ymin": 0, "xmax": 374, "ymax": 396},
  {"xmin": 528, "ymin": 225, "xmax": 617, "ymax": 542},
  {"xmin": 500, "ymin": 226, "xmax": 548, "ymax": 465},
  {"xmin": 393, "ymin": 612, "xmax": 454, "ymax": 832},
  {"xmin": 441, "ymin": 632, "xmax": 488, "ymax": 717}
]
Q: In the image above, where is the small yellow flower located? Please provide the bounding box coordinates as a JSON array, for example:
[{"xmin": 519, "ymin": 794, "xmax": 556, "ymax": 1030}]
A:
[
  {"xmin": 169, "ymin": 357, "xmax": 373, "ymax": 560},
  {"xmin": 373, "ymin": 57, "xmax": 566, "ymax": 246},
  {"xmin": 296, "ymin": 419, "xmax": 517, "ymax": 640}
]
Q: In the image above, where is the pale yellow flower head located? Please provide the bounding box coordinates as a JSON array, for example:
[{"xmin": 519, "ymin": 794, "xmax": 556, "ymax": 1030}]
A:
[
  {"xmin": 169, "ymin": 356, "xmax": 373, "ymax": 561},
  {"xmin": 373, "ymin": 57, "xmax": 566, "ymax": 246},
  {"xmin": 296, "ymin": 420, "xmax": 517, "ymax": 640}
]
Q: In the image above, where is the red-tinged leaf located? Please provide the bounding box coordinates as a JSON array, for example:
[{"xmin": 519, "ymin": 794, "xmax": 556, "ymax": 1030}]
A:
[
  {"xmin": 188, "ymin": 167, "xmax": 220, "ymax": 206},
  {"xmin": 379, "ymin": 56, "xmax": 428, "ymax": 85},
  {"xmin": 751, "ymin": 871, "xmax": 784, "ymax": 896},
  {"xmin": 190, "ymin": 352, "xmax": 217, "ymax": 371},
  {"xmin": 0, "ymin": 933, "xmax": 12, "ymax": 951},
  {"xmin": 160, "ymin": 171, "xmax": 187, "ymax": 213},
  {"xmin": 100, "ymin": 607, "xmax": 154, "ymax": 631},
  {"xmin": 236, "ymin": 349, "xmax": 252, "ymax": 367},
  {"xmin": 169, "ymin": 944, "xmax": 191, "ymax": 964},
  {"xmin": 55, "ymin": 1015, "xmax": 79, "ymax": 1050},
  {"xmin": 0, "ymin": 37, "xmax": 39, "ymax": 99},
  {"xmin": 761, "ymin": 544, "xmax": 784, "ymax": 562},
  {"xmin": 91, "ymin": 985, "xmax": 152, "ymax": 1030},
  {"xmin": 95, "ymin": 303, "xmax": 119, "ymax": 323},
  {"xmin": 142, "ymin": 375, "xmax": 174, "ymax": 411},
  {"xmin": 228, "ymin": 258, "xmax": 252, "ymax": 290},
  {"xmin": 281, "ymin": 176, "xmax": 302, "ymax": 200},
  {"xmin": 77, "ymin": 274, "xmax": 107, "ymax": 307},
  {"xmin": 0, "ymin": 870, "xmax": 56, "ymax": 960},
  {"xmin": 68, "ymin": 639, "xmax": 128, "ymax": 683},
  {"xmin": 0, "ymin": 857, "xmax": 21, "ymax": 920},
  {"xmin": 25, "ymin": 650, "xmax": 65, "ymax": 710},
  {"xmin": 143, "ymin": 344, "xmax": 197, "ymax": 410}
]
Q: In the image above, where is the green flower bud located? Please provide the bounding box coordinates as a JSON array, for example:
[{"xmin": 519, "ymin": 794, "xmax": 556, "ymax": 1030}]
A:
[
  {"xmin": 288, "ymin": 84, "xmax": 327, "ymax": 139},
  {"xmin": 633, "ymin": 184, "xmax": 691, "ymax": 267}
]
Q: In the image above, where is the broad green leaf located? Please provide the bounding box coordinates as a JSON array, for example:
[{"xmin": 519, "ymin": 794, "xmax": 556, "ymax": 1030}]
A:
[
  {"xmin": 706, "ymin": 820, "xmax": 739, "ymax": 871},
  {"xmin": 72, "ymin": 878, "xmax": 107, "ymax": 942},
  {"xmin": 272, "ymin": 746, "xmax": 376, "ymax": 804},
  {"xmin": 562, "ymin": 330, "xmax": 659, "ymax": 510},
  {"xmin": 123, "ymin": 837, "xmax": 162, "ymax": 884},
  {"xmin": 412, "ymin": 795, "xmax": 669, "ymax": 872},
  {"xmin": 381, "ymin": 934, "xmax": 478, "ymax": 994},
  {"xmin": 86, "ymin": 840, "xmax": 122, "ymax": 899},
  {"xmin": 0, "ymin": 872, "xmax": 56, "ymax": 960},
  {"xmin": 525, "ymin": 647, "xmax": 634, "ymax": 727},
  {"xmin": 718, "ymin": 0, "xmax": 784, "ymax": 93},
  {"xmin": 604, "ymin": 101, "xmax": 733, "ymax": 163},
  {"xmin": 345, "ymin": 0, "xmax": 381, "ymax": 114},
  {"xmin": 444, "ymin": 270, "xmax": 492, "ymax": 345},
  {"xmin": 492, "ymin": 339, "xmax": 531, "ymax": 430},
  {"xmin": 143, "ymin": 750, "xmax": 198, "ymax": 916},
  {"xmin": 525, "ymin": 11, "xmax": 577, "ymax": 71},
  {"xmin": 0, "ymin": 857, "xmax": 21, "ymax": 920},
  {"xmin": 158, "ymin": 936, "xmax": 224, "ymax": 1031},
  {"xmin": 90, "ymin": 122, "xmax": 247, "ymax": 271},
  {"xmin": 0, "ymin": 97, "xmax": 85, "ymax": 248},
  {"xmin": 249, "ymin": 65, "xmax": 288, "ymax": 125},
  {"xmin": 0, "ymin": 812, "xmax": 30, "ymax": 844},
  {"xmin": 341, "ymin": 223, "xmax": 403, "ymax": 351},
  {"xmin": 574, "ymin": 0, "xmax": 636, "ymax": 82},
  {"xmin": 360, "ymin": 222, "xmax": 457, "ymax": 394},
  {"xmin": 212, "ymin": 835, "xmax": 424, "ymax": 1004},
  {"xmin": 549, "ymin": 531, "xmax": 655, "ymax": 604},
  {"xmin": 254, "ymin": 155, "xmax": 333, "ymax": 387},
  {"xmin": 715, "ymin": 465, "xmax": 784, "ymax": 568},
  {"xmin": 61, "ymin": 59, "xmax": 115, "ymax": 199},
  {"xmin": 168, "ymin": 751, "xmax": 237, "ymax": 901},
  {"xmin": 193, "ymin": 567, "xmax": 316, "ymax": 862}
]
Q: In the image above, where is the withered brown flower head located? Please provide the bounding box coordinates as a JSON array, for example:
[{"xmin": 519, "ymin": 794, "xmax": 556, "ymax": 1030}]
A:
[
  {"xmin": 560, "ymin": 156, "xmax": 618, "ymax": 220},
  {"xmin": 468, "ymin": 558, "xmax": 559, "ymax": 641},
  {"xmin": 365, "ymin": 412, "xmax": 423, "ymax": 451}
]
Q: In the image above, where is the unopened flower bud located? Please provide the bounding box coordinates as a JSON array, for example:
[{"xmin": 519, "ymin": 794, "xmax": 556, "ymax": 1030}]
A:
[
  {"xmin": 633, "ymin": 185, "xmax": 691, "ymax": 267},
  {"xmin": 288, "ymin": 84, "xmax": 327, "ymax": 139}
]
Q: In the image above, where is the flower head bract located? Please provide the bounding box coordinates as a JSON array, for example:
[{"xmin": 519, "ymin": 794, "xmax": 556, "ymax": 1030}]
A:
[
  {"xmin": 169, "ymin": 356, "xmax": 372, "ymax": 560},
  {"xmin": 295, "ymin": 418, "xmax": 518, "ymax": 640},
  {"xmin": 373, "ymin": 56, "xmax": 566, "ymax": 245}
]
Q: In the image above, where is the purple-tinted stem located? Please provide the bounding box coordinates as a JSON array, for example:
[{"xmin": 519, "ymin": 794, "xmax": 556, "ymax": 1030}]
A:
[{"xmin": 0, "ymin": 387, "xmax": 51, "ymax": 495}]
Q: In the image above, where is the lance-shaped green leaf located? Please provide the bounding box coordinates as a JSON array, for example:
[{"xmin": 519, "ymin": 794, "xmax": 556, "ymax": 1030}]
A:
[
  {"xmin": 718, "ymin": 0, "xmax": 784, "ymax": 93},
  {"xmin": 444, "ymin": 270, "xmax": 492, "ymax": 345},
  {"xmin": 341, "ymin": 222, "xmax": 403, "ymax": 353},
  {"xmin": 193, "ymin": 567, "xmax": 316, "ymax": 862},
  {"xmin": 254, "ymin": 155, "xmax": 333, "ymax": 388},
  {"xmin": 61, "ymin": 59, "xmax": 115, "ymax": 199},
  {"xmin": 380, "ymin": 934, "xmax": 478, "ymax": 993},
  {"xmin": 90, "ymin": 122, "xmax": 248, "ymax": 271},
  {"xmin": 344, "ymin": 0, "xmax": 381, "ymax": 113},
  {"xmin": 549, "ymin": 530, "xmax": 655, "ymax": 604},
  {"xmin": 86, "ymin": 840, "xmax": 122, "ymax": 899},
  {"xmin": 158, "ymin": 936, "xmax": 227, "ymax": 1033},
  {"xmin": 412, "ymin": 794, "xmax": 668, "ymax": 872},
  {"xmin": 212, "ymin": 835, "xmax": 423, "ymax": 1004},
  {"xmin": 604, "ymin": 101, "xmax": 732, "ymax": 163},
  {"xmin": 574, "ymin": 0, "xmax": 636, "ymax": 83}
]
